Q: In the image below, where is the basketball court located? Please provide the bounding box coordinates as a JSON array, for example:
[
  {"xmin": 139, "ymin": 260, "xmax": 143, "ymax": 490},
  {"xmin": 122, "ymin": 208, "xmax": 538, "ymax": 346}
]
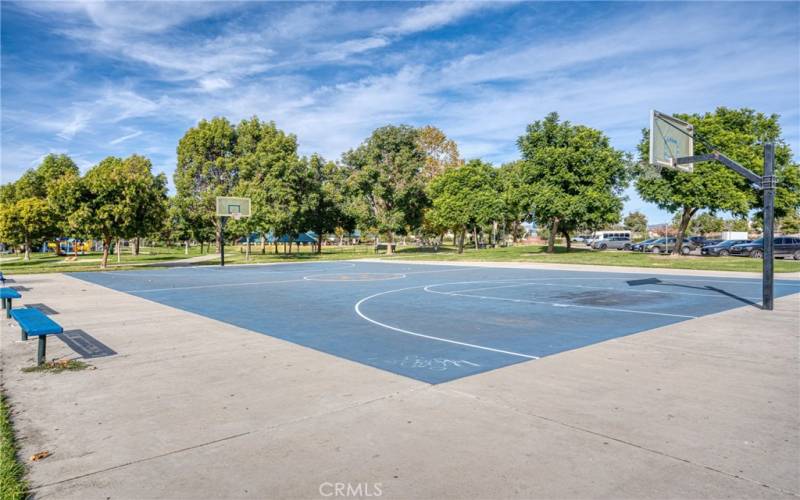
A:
[
  {"xmin": 3, "ymin": 261, "xmax": 799, "ymax": 498},
  {"xmin": 71, "ymin": 261, "xmax": 800, "ymax": 383}
]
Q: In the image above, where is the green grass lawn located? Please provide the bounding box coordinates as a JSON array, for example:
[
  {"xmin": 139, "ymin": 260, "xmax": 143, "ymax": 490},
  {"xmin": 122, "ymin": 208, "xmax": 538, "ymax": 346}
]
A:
[
  {"xmin": 380, "ymin": 244, "xmax": 800, "ymax": 273},
  {"xmin": 220, "ymin": 243, "xmax": 378, "ymax": 265},
  {"xmin": 3, "ymin": 242, "xmax": 799, "ymax": 275},
  {"xmin": 0, "ymin": 394, "xmax": 27, "ymax": 500},
  {"xmin": 0, "ymin": 246, "xmax": 203, "ymax": 274}
]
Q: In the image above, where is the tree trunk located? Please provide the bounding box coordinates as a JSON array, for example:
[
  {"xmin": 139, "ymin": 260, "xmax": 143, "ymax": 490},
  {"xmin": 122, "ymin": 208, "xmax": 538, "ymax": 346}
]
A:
[
  {"xmin": 53, "ymin": 241, "xmax": 63, "ymax": 257},
  {"xmin": 673, "ymin": 207, "xmax": 698, "ymax": 256},
  {"xmin": 116, "ymin": 238, "xmax": 122, "ymax": 263},
  {"xmin": 316, "ymin": 228, "xmax": 323, "ymax": 254},
  {"xmin": 492, "ymin": 221, "xmax": 498, "ymax": 246},
  {"xmin": 457, "ymin": 228, "xmax": 465, "ymax": 254},
  {"xmin": 261, "ymin": 235, "xmax": 266, "ymax": 255},
  {"xmin": 215, "ymin": 223, "xmax": 222, "ymax": 254},
  {"xmin": 561, "ymin": 228, "xmax": 571, "ymax": 251},
  {"xmin": 246, "ymin": 238, "xmax": 251, "ymax": 261},
  {"xmin": 184, "ymin": 240, "xmax": 189, "ymax": 255},
  {"xmin": 101, "ymin": 237, "xmax": 111, "ymax": 269},
  {"xmin": 473, "ymin": 226, "xmax": 479, "ymax": 250},
  {"xmin": 23, "ymin": 237, "xmax": 31, "ymax": 261},
  {"xmin": 386, "ymin": 232, "xmax": 394, "ymax": 255},
  {"xmin": 274, "ymin": 241, "xmax": 278, "ymax": 254},
  {"xmin": 512, "ymin": 221, "xmax": 519, "ymax": 244},
  {"xmin": 547, "ymin": 218, "xmax": 560, "ymax": 253},
  {"xmin": 134, "ymin": 237, "xmax": 140, "ymax": 256}
]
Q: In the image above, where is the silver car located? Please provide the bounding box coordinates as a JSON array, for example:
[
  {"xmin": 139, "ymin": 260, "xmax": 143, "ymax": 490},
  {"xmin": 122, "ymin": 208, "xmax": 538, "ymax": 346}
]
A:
[{"xmin": 591, "ymin": 236, "xmax": 632, "ymax": 250}]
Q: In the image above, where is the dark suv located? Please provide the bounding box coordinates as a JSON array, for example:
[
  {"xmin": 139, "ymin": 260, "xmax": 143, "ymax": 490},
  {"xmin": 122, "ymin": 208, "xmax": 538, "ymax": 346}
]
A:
[
  {"xmin": 729, "ymin": 237, "xmax": 800, "ymax": 259},
  {"xmin": 701, "ymin": 239, "xmax": 750, "ymax": 257}
]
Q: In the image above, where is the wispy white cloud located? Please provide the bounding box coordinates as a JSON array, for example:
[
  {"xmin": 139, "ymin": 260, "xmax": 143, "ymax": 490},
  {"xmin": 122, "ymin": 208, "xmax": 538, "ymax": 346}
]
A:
[
  {"xmin": 3, "ymin": 0, "xmax": 797, "ymax": 225},
  {"xmin": 380, "ymin": 1, "xmax": 497, "ymax": 36},
  {"xmin": 110, "ymin": 130, "xmax": 143, "ymax": 145}
]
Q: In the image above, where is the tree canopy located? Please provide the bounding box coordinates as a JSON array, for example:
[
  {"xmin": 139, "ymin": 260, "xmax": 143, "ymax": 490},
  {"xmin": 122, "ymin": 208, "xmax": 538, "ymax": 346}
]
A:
[
  {"xmin": 517, "ymin": 112, "xmax": 628, "ymax": 252},
  {"xmin": 343, "ymin": 125, "xmax": 426, "ymax": 254},
  {"xmin": 636, "ymin": 107, "xmax": 800, "ymax": 254},
  {"xmin": 50, "ymin": 155, "xmax": 168, "ymax": 268},
  {"xmin": 427, "ymin": 160, "xmax": 503, "ymax": 253},
  {"xmin": 623, "ymin": 211, "xmax": 648, "ymax": 238}
]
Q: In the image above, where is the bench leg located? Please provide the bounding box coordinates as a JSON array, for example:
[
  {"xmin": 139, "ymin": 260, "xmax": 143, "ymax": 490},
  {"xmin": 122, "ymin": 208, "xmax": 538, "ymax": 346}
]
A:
[
  {"xmin": 37, "ymin": 336, "xmax": 46, "ymax": 366},
  {"xmin": 2, "ymin": 298, "xmax": 6, "ymax": 309},
  {"xmin": 4, "ymin": 299, "xmax": 10, "ymax": 319},
  {"xmin": 21, "ymin": 327, "xmax": 27, "ymax": 342}
]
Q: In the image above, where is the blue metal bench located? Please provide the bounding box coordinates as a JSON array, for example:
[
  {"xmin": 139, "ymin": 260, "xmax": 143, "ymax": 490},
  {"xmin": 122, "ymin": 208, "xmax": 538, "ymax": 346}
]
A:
[
  {"xmin": 11, "ymin": 308, "xmax": 63, "ymax": 365},
  {"xmin": 0, "ymin": 271, "xmax": 5, "ymax": 283},
  {"xmin": 0, "ymin": 287, "xmax": 21, "ymax": 318}
]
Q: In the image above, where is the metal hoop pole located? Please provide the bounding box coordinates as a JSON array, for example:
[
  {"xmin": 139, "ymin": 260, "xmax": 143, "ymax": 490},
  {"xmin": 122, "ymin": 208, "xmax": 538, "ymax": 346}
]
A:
[{"xmin": 762, "ymin": 143, "xmax": 775, "ymax": 310}]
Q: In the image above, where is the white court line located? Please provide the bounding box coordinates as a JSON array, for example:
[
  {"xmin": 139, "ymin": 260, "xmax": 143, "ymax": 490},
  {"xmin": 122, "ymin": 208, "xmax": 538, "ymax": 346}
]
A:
[
  {"xmin": 304, "ymin": 273, "xmax": 407, "ymax": 282},
  {"xmin": 449, "ymin": 281, "xmax": 762, "ymax": 300},
  {"xmin": 354, "ymin": 286, "xmax": 539, "ymax": 360},
  {"xmin": 122, "ymin": 278, "xmax": 307, "ymax": 293},
  {"xmin": 441, "ymin": 291, "xmax": 698, "ymax": 319},
  {"xmin": 423, "ymin": 281, "xmax": 698, "ymax": 319},
  {"xmin": 400, "ymin": 266, "xmax": 478, "ymax": 275}
]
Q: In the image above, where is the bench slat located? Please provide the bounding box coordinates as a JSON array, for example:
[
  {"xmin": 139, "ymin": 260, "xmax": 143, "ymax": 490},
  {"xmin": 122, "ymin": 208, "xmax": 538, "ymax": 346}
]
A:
[
  {"xmin": 0, "ymin": 287, "xmax": 21, "ymax": 299},
  {"xmin": 10, "ymin": 308, "xmax": 62, "ymax": 336}
]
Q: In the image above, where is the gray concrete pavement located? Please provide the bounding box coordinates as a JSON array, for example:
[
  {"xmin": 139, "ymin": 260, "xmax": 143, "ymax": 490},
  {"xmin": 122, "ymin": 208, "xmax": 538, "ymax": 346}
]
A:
[{"xmin": 1, "ymin": 266, "xmax": 798, "ymax": 499}]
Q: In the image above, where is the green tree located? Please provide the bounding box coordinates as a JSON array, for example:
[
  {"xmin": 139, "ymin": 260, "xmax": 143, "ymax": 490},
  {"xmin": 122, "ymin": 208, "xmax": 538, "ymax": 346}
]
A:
[
  {"xmin": 0, "ymin": 198, "xmax": 56, "ymax": 260},
  {"xmin": 426, "ymin": 160, "xmax": 503, "ymax": 253},
  {"xmin": 623, "ymin": 211, "xmax": 648, "ymax": 239},
  {"xmin": 343, "ymin": 125, "xmax": 426, "ymax": 254},
  {"xmin": 175, "ymin": 117, "xmax": 238, "ymax": 253},
  {"xmin": 497, "ymin": 160, "xmax": 533, "ymax": 244},
  {"xmin": 691, "ymin": 212, "xmax": 725, "ymax": 235},
  {"xmin": 517, "ymin": 112, "xmax": 628, "ymax": 252},
  {"xmin": 416, "ymin": 125, "xmax": 463, "ymax": 182},
  {"xmin": 302, "ymin": 154, "xmax": 354, "ymax": 254},
  {"xmin": 778, "ymin": 210, "xmax": 800, "ymax": 235},
  {"xmin": 0, "ymin": 154, "xmax": 80, "ymax": 255},
  {"xmin": 636, "ymin": 107, "xmax": 799, "ymax": 255},
  {"xmin": 725, "ymin": 218, "xmax": 749, "ymax": 232},
  {"xmin": 121, "ymin": 155, "xmax": 168, "ymax": 255},
  {"xmin": 11, "ymin": 154, "xmax": 79, "ymax": 201},
  {"xmin": 51, "ymin": 155, "xmax": 167, "ymax": 268}
]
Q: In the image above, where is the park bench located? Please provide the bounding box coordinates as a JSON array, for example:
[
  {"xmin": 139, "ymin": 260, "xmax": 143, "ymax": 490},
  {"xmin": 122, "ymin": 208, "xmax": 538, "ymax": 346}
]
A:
[
  {"xmin": 0, "ymin": 287, "xmax": 21, "ymax": 318},
  {"xmin": 11, "ymin": 308, "xmax": 63, "ymax": 365},
  {"xmin": 374, "ymin": 243, "xmax": 396, "ymax": 254}
]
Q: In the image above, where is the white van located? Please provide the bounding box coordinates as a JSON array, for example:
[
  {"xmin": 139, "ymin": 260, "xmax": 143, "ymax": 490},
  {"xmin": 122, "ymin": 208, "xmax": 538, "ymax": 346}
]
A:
[{"xmin": 586, "ymin": 230, "xmax": 631, "ymax": 246}]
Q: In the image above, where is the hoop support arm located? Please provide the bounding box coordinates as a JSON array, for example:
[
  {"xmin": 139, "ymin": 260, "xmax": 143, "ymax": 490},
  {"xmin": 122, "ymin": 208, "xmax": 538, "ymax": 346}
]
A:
[{"xmin": 675, "ymin": 152, "xmax": 763, "ymax": 186}]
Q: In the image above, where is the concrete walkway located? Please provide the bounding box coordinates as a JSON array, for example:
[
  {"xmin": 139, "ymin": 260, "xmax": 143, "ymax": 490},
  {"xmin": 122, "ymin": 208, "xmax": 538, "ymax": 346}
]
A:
[{"xmin": 1, "ymin": 266, "xmax": 798, "ymax": 499}]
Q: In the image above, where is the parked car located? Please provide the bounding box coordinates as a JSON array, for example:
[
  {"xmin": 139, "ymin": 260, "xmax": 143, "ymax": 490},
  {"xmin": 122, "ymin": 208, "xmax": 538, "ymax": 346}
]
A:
[
  {"xmin": 642, "ymin": 237, "xmax": 693, "ymax": 254},
  {"xmin": 630, "ymin": 238, "xmax": 658, "ymax": 252},
  {"xmin": 701, "ymin": 239, "xmax": 750, "ymax": 256},
  {"xmin": 729, "ymin": 237, "xmax": 800, "ymax": 259},
  {"xmin": 702, "ymin": 239, "xmax": 724, "ymax": 247},
  {"xmin": 591, "ymin": 236, "xmax": 631, "ymax": 250},
  {"xmin": 683, "ymin": 236, "xmax": 707, "ymax": 250}
]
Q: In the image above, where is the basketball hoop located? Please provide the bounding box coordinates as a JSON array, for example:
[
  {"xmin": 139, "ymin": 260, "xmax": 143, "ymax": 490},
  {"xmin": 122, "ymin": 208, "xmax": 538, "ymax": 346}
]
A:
[
  {"xmin": 231, "ymin": 212, "xmax": 242, "ymax": 221},
  {"xmin": 640, "ymin": 161, "xmax": 663, "ymax": 181}
]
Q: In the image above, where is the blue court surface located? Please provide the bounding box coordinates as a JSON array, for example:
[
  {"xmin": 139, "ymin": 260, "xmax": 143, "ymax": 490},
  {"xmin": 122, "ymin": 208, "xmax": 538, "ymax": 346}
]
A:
[{"xmin": 72, "ymin": 261, "xmax": 800, "ymax": 384}]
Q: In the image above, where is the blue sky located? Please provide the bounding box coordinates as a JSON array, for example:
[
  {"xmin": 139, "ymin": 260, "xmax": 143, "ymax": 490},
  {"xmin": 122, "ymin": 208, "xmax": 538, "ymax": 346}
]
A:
[{"xmin": 2, "ymin": 1, "xmax": 799, "ymax": 224}]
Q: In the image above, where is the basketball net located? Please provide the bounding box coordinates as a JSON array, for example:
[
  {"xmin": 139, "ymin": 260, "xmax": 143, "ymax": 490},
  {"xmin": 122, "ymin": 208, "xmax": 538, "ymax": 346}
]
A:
[
  {"xmin": 231, "ymin": 213, "xmax": 242, "ymax": 221},
  {"xmin": 640, "ymin": 161, "xmax": 663, "ymax": 181}
]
